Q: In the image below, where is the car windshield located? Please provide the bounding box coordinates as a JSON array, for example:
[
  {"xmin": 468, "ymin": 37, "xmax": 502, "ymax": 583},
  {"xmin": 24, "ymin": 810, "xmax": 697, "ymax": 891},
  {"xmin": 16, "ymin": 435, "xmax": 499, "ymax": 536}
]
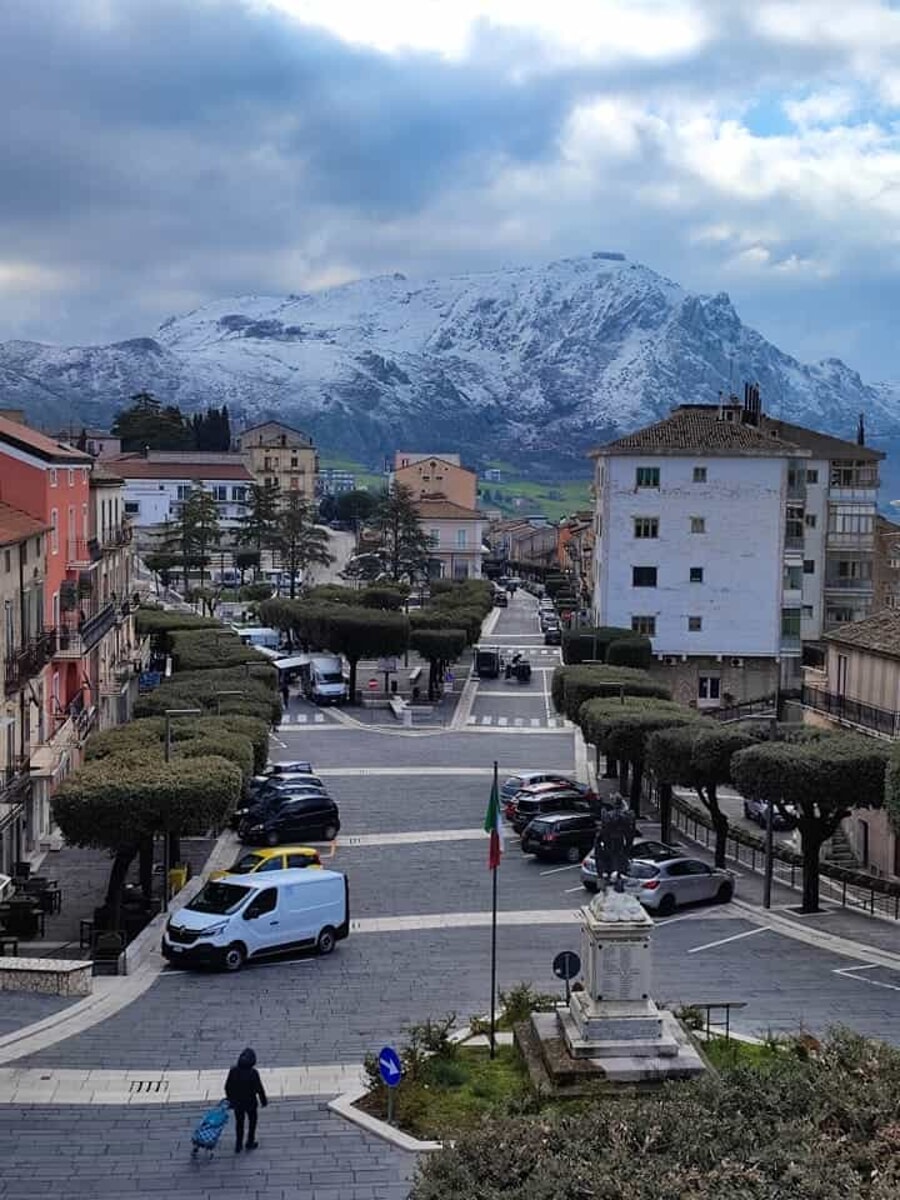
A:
[
  {"xmin": 228, "ymin": 853, "xmax": 266, "ymax": 874},
  {"xmin": 187, "ymin": 881, "xmax": 252, "ymax": 914},
  {"xmin": 319, "ymin": 672, "xmax": 343, "ymax": 683},
  {"xmin": 504, "ymin": 776, "xmax": 524, "ymax": 789},
  {"xmin": 528, "ymin": 819, "xmax": 553, "ymax": 833}
]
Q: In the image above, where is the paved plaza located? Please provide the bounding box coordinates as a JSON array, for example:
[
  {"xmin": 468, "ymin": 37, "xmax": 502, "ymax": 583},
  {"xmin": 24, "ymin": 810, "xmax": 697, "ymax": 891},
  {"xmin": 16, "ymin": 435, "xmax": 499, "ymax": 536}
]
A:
[{"xmin": 1, "ymin": 589, "xmax": 899, "ymax": 1198}]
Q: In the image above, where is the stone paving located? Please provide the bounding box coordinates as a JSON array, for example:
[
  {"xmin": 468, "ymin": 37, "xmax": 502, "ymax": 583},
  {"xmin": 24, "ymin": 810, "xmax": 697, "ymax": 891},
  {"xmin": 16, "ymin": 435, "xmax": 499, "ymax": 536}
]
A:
[{"xmin": 0, "ymin": 991, "xmax": 79, "ymax": 1037}]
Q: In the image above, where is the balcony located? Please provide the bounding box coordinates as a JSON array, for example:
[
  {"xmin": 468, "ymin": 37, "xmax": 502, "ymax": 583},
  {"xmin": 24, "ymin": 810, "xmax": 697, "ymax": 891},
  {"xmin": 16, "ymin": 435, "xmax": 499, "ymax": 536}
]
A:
[
  {"xmin": 4, "ymin": 630, "xmax": 56, "ymax": 693},
  {"xmin": 50, "ymin": 601, "xmax": 117, "ymax": 660},
  {"xmin": 101, "ymin": 523, "xmax": 133, "ymax": 551},
  {"xmin": 802, "ymin": 684, "xmax": 900, "ymax": 739},
  {"xmin": 67, "ymin": 538, "xmax": 102, "ymax": 568},
  {"xmin": 824, "ymin": 577, "xmax": 874, "ymax": 593}
]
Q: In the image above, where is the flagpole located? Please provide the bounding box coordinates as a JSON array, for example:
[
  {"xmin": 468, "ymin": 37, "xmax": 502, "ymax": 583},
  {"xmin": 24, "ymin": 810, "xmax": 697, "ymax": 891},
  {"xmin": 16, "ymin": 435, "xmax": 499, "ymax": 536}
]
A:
[{"xmin": 489, "ymin": 759, "xmax": 499, "ymax": 1060}]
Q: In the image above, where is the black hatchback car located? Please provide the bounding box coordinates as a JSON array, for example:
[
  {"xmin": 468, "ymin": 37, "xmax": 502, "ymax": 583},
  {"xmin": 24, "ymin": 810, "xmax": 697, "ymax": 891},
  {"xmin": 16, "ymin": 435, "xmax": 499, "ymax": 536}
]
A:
[
  {"xmin": 512, "ymin": 789, "xmax": 592, "ymax": 834},
  {"xmin": 239, "ymin": 795, "xmax": 341, "ymax": 845},
  {"xmin": 521, "ymin": 812, "xmax": 598, "ymax": 863}
]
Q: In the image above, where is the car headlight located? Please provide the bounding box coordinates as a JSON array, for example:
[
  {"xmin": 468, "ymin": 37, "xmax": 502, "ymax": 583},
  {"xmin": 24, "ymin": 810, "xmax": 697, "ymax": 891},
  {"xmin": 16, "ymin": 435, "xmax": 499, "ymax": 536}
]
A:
[{"xmin": 199, "ymin": 921, "xmax": 228, "ymax": 937}]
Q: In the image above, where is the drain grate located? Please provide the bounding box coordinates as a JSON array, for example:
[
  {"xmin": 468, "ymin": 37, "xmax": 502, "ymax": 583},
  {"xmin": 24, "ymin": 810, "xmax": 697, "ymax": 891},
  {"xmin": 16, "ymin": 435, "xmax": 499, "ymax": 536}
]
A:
[{"xmin": 129, "ymin": 1080, "xmax": 169, "ymax": 1094}]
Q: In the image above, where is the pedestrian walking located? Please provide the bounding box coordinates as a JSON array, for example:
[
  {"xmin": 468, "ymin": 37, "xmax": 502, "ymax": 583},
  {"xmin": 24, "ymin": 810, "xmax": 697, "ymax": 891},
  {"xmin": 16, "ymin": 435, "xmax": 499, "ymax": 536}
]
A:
[
  {"xmin": 281, "ymin": 681, "xmax": 290, "ymax": 710},
  {"xmin": 225, "ymin": 1047, "xmax": 268, "ymax": 1153}
]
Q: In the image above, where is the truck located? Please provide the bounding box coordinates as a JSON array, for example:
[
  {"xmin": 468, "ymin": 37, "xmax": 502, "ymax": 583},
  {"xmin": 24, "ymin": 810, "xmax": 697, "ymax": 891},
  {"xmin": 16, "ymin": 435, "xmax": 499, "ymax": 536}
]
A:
[
  {"xmin": 301, "ymin": 654, "xmax": 348, "ymax": 705},
  {"xmin": 474, "ymin": 646, "xmax": 501, "ymax": 679}
]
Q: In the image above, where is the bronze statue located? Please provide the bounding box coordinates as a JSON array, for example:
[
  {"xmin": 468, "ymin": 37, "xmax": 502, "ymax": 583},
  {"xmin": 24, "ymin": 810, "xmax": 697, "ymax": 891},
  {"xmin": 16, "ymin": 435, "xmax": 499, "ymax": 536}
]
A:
[{"xmin": 593, "ymin": 794, "xmax": 637, "ymax": 890}]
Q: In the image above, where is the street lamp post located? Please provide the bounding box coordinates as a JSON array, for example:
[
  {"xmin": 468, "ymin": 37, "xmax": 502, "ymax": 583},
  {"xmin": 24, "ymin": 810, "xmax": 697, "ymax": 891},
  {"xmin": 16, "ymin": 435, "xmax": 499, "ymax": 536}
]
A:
[{"xmin": 163, "ymin": 707, "xmax": 202, "ymax": 910}]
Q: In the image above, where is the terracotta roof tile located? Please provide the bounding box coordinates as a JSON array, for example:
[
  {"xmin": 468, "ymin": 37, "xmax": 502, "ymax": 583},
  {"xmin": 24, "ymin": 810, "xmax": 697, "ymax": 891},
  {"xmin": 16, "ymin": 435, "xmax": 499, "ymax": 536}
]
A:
[
  {"xmin": 824, "ymin": 609, "xmax": 900, "ymax": 656},
  {"xmin": 107, "ymin": 455, "xmax": 253, "ymax": 482},
  {"xmin": 0, "ymin": 502, "xmax": 49, "ymax": 546},
  {"xmin": 0, "ymin": 416, "xmax": 92, "ymax": 464},
  {"xmin": 414, "ymin": 499, "xmax": 483, "ymax": 520},
  {"xmin": 592, "ymin": 406, "xmax": 805, "ymax": 457}
]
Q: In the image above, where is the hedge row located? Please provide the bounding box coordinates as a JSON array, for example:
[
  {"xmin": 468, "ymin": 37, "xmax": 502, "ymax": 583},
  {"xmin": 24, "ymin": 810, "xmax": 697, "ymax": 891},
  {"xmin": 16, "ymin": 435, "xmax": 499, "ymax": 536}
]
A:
[
  {"xmin": 167, "ymin": 628, "xmax": 269, "ymax": 672},
  {"xmin": 551, "ymin": 665, "xmax": 671, "ymax": 721}
]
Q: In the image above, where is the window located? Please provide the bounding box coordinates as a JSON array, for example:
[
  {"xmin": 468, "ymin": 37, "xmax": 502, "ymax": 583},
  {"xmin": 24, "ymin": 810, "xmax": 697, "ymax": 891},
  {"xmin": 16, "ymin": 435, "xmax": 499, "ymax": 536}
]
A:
[
  {"xmin": 245, "ymin": 888, "xmax": 277, "ymax": 918},
  {"xmin": 428, "ymin": 528, "xmax": 440, "ymax": 547},
  {"xmin": 828, "ymin": 606, "xmax": 857, "ymax": 624},
  {"xmin": 690, "ymin": 516, "xmax": 705, "ymax": 534},
  {"xmin": 830, "ymin": 460, "xmax": 879, "ymax": 488},
  {"xmin": 289, "ymin": 476, "xmax": 300, "ymax": 490},
  {"xmin": 805, "ymin": 514, "xmax": 817, "ymax": 528},
  {"xmin": 688, "ymin": 616, "xmax": 702, "ymax": 632},
  {"xmin": 803, "ymin": 559, "xmax": 815, "ymax": 574},
  {"xmin": 784, "ymin": 564, "xmax": 802, "ymax": 589},
  {"xmin": 698, "ymin": 676, "xmax": 720, "ymax": 700},
  {"xmin": 20, "ymin": 541, "xmax": 26, "ymax": 565},
  {"xmin": 806, "ymin": 469, "xmax": 819, "ymax": 484},
  {"xmin": 781, "ymin": 608, "xmax": 801, "ymax": 638},
  {"xmin": 176, "ymin": 484, "xmax": 191, "ymax": 501},
  {"xmin": 456, "ymin": 528, "xmax": 467, "ymax": 548},
  {"xmin": 631, "ymin": 615, "xmax": 656, "ymax": 636},
  {"xmin": 211, "ymin": 486, "xmax": 228, "ymax": 502},
  {"xmin": 785, "ymin": 504, "xmax": 804, "ymax": 540},
  {"xmin": 50, "ymin": 509, "xmax": 58, "ymax": 555},
  {"xmin": 633, "ymin": 517, "xmax": 659, "ymax": 539},
  {"xmin": 693, "ymin": 467, "xmax": 707, "ymax": 483},
  {"xmin": 124, "ymin": 502, "xmax": 139, "ymax": 515},
  {"xmin": 67, "ymin": 468, "xmax": 74, "ymax": 486},
  {"xmin": 82, "ymin": 467, "xmax": 89, "ymax": 483},
  {"xmin": 49, "ymin": 468, "xmax": 58, "ymax": 488},
  {"xmin": 802, "ymin": 605, "xmax": 814, "ymax": 618},
  {"xmin": 632, "ymin": 566, "xmax": 657, "ymax": 587},
  {"xmin": 291, "ymin": 457, "xmax": 298, "ymax": 468},
  {"xmin": 689, "ymin": 567, "xmax": 703, "ymax": 583},
  {"xmin": 82, "ymin": 502, "xmax": 88, "ymax": 539},
  {"xmin": 635, "ymin": 466, "xmax": 660, "ymax": 488},
  {"xmin": 231, "ymin": 486, "xmax": 246, "ymax": 503},
  {"xmin": 828, "ymin": 507, "xmax": 875, "ymax": 536}
]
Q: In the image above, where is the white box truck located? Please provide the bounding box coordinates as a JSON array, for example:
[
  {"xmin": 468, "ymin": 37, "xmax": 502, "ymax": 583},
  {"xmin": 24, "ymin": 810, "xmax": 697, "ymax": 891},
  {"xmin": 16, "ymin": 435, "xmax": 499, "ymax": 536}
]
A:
[{"xmin": 302, "ymin": 654, "xmax": 348, "ymax": 705}]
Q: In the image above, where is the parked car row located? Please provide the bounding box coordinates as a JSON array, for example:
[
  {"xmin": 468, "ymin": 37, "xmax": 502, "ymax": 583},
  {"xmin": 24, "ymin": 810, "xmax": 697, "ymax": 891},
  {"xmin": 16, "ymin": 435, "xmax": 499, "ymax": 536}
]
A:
[
  {"xmin": 502, "ymin": 767, "xmax": 736, "ymax": 916},
  {"xmin": 229, "ymin": 760, "xmax": 341, "ymax": 846}
]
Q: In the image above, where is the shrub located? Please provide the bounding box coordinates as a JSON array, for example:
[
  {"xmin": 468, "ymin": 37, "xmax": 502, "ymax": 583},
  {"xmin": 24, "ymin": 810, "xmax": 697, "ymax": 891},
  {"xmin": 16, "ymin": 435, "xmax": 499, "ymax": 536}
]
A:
[
  {"xmin": 551, "ymin": 665, "xmax": 671, "ymax": 721},
  {"xmin": 168, "ymin": 628, "xmax": 268, "ymax": 672},
  {"xmin": 134, "ymin": 609, "xmax": 220, "ymax": 653},
  {"xmin": 360, "ymin": 586, "xmax": 407, "ymax": 611},
  {"xmin": 605, "ymin": 635, "xmax": 652, "ymax": 669},
  {"xmin": 239, "ymin": 582, "xmax": 275, "ymax": 601},
  {"xmin": 177, "ymin": 735, "xmax": 254, "ymax": 782},
  {"xmin": 561, "ymin": 626, "xmax": 632, "ymax": 665}
]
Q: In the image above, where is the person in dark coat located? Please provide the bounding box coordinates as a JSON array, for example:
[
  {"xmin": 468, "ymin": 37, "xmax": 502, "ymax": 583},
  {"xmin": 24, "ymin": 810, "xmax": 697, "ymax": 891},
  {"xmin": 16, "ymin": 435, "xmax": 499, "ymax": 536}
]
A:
[{"xmin": 225, "ymin": 1047, "xmax": 268, "ymax": 1152}]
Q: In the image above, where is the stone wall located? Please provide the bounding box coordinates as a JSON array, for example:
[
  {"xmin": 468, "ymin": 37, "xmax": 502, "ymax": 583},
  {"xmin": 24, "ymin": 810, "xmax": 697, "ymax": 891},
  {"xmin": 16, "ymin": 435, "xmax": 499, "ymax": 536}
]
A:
[{"xmin": 0, "ymin": 958, "xmax": 92, "ymax": 997}]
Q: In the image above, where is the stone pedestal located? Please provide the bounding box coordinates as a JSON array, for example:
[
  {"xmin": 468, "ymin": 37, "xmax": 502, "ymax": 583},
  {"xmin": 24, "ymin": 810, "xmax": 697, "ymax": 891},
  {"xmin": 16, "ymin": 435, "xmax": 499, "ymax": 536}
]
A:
[{"xmin": 521, "ymin": 887, "xmax": 705, "ymax": 1091}]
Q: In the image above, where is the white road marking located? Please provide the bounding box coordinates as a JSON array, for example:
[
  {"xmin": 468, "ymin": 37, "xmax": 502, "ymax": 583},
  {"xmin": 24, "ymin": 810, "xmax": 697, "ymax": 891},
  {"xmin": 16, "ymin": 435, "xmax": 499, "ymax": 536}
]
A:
[
  {"xmin": 338, "ymin": 828, "xmax": 488, "ymax": 847},
  {"xmin": 350, "ymin": 908, "xmax": 581, "ymax": 933},
  {"xmin": 687, "ymin": 926, "xmax": 769, "ymax": 954},
  {"xmin": 540, "ymin": 862, "xmax": 581, "ymax": 876},
  {"xmin": 317, "ymin": 767, "xmax": 497, "ymax": 776},
  {"xmin": 833, "ymin": 964, "xmax": 900, "ymax": 993},
  {"xmin": 497, "ymin": 717, "xmax": 508, "ymax": 727},
  {"xmin": 467, "ymin": 716, "xmax": 477, "ymax": 725},
  {"xmin": 269, "ymin": 735, "xmax": 288, "ymax": 748},
  {"xmin": 314, "ymin": 714, "xmax": 325, "ymax": 723},
  {"xmin": 564, "ymin": 885, "xmax": 585, "ymax": 893},
  {"xmin": 530, "ymin": 718, "xmax": 540, "ymax": 727}
]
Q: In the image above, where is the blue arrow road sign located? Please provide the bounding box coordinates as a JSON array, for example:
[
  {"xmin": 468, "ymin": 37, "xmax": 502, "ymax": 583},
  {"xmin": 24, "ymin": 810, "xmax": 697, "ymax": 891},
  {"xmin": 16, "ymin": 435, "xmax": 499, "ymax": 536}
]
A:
[{"xmin": 378, "ymin": 1046, "xmax": 402, "ymax": 1088}]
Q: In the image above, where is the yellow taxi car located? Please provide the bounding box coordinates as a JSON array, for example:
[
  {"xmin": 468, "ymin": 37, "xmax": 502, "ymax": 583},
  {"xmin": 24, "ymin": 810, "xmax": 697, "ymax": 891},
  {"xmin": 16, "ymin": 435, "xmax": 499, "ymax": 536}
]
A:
[{"xmin": 210, "ymin": 845, "xmax": 322, "ymax": 880}]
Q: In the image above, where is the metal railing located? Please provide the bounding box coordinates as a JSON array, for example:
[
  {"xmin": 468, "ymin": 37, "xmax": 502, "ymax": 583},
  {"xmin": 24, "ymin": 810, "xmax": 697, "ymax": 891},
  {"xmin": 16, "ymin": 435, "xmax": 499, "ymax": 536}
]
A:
[
  {"xmin": 67, "ymin": 537, "xmax": 102, "ymax": 567},
  {"xmin": 668, "ymin": 791, "xmax": 900, "ymax": 922},
  {"xmin": 4, "ymin": 630, "xmax": 57, "ymax": 692},
  {"xmin": 709, "ymin": 694, "xmax": 778, "ymax": 723},
  {"xmin": 801, "ymin": 683, "xmax": 900, "ymax": 739},
  {"xmin": 49, "ymin": 601, "xmax": 117, "ymax": 658}
]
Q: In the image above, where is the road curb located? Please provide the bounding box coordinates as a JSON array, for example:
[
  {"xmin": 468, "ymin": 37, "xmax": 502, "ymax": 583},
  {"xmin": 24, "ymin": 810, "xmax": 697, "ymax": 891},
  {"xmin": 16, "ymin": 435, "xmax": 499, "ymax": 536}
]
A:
[
  {"xmin": 328, "ymin": 1086, "xmax": 443, "ymax": 1154},
  {"xmin": 732, "ymin": 898, "xmax": 900, "ymax": 970}
]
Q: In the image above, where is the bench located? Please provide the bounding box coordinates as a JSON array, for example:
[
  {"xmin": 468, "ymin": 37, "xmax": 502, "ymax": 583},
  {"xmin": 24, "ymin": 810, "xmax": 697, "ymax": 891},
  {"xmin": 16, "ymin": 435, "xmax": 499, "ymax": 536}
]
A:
[
  {"xmin": 0, "ymin": 957, "xmax": 93, "ymax": 997},
  {"xmin": 389, "ymin": 696, "xmax": 413, "ymax": 727}
]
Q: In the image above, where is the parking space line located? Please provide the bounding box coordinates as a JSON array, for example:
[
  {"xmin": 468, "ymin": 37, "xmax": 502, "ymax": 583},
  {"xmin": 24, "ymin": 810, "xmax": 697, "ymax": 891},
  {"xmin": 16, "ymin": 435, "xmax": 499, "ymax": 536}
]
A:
[
  {"xmin": 540, "ymin": 863, "xmax": 580, "ymax": 876},
  {"xmin": 687, "ymin": 926, "xmax": 769, "ymax": 954},
  {"xmin": 833, "ymin": 964, "xmax": 900, "ymax": 993}
]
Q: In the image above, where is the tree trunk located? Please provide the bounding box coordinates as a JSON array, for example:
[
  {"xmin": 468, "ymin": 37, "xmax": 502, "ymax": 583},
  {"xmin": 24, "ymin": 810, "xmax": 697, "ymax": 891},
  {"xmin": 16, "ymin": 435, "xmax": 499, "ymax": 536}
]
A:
[
  {"xmin": 104, "ymin": 843, "xmax": 140, "ymax": 928},
  {"xmin": 705, "ymin": 783, "xmax": 729, "ymax": 868},
  {"xmin": 799, "ymin": 823, "xmax": 827, "ymax": 913},
  {"xmin": 348, "ymin": 658, "xmax": 359, "ymax": 703},
  {"xmin": 139, "ymin": 837, "xmax": 154, "ymax": 901},
  {"xmin": 659, "ymin": 782, "xmax": 672, "ymax": 846},
  {"xmin": 603, "ymin": 756, "xmax": 619, "ymax": 779},
  {"xmin": 629, "ymin": 761, "xmax": 642, "ymax": 818},
  {"xmin": 168, "ymin": 831, "xmax": 181, "ymax": 868},
  {"xmin": 618, "ymin": 761, "xmax": 629, "ymax": 796}
]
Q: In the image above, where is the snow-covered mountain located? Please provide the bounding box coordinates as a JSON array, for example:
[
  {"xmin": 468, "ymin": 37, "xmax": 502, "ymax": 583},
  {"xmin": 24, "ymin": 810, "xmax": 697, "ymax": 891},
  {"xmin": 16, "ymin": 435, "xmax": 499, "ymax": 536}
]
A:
[{"xmin": 1, "ymin": 253, "xmax": 896, "ymax": 476}]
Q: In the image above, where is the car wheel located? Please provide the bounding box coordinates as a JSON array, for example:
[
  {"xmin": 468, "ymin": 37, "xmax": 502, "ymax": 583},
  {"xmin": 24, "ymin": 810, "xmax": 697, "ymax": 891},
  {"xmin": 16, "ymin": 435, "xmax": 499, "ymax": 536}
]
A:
[
  {"xmin": 657, "ymin": 893, "xmax": 677, "ymax": 917},
  {"xmin": 223, "ymin": 943, "xmax": 246, "ymax": 972},
  {"xmin": 322, "ymin": 823, "xmax": 338, "ymax": 841},
  {"xmin": 265, "ymin": 830, "xmax": 279, "ymax": 847},
  {"xmin": 716, "ymin": 882, "xmax": 734, "ymax": 904},
  {"xmin": 317, "ymin": 925, "xmax": 336, "ymax": 955},
  {"xmin": 565, "ymin": 845, "xmax": 582, "ymax": 864}
]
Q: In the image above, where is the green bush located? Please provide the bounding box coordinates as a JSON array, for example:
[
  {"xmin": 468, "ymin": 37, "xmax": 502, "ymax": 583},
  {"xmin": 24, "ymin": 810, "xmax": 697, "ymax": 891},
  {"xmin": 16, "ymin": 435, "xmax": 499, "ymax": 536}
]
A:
[
  {"xmin": 561, "ymin": 625, "xmax": 633, "ymax": 665},
  {"xmin": 605, "ymin": 635, "xmax": 652, "ymax": 669},
  {"xmin": 239, "ymin": 582, "xmax": 275, "ymax": 601},
  {"xmin": 177, "ymin": 735, "xmax": 254, "ymax": 782},
  {"xmin": 134, "ymin": 609, "xmax": 220, "ymax": 653},
  {"xmin": 168, "ymin": 628, "xmax": 268, "ymax": 672},
  {"xmin": 551, "ymin": 665, "xmax": 671, "ymax": 721},
  {"xmin": 360, "ymin": 586, "xmax": 407, "ymax": 610},
  {"xmin": 577, "ymin": 696, "xmax": 700, "ymax": 761},
  {"xmin": 84, "ymin": 714, "xmax": 265, "ymax": 778}
]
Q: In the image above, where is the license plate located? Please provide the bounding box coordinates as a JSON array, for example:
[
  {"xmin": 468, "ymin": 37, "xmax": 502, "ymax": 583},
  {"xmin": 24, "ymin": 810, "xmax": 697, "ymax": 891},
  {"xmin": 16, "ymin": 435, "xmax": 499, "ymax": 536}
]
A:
[{"xmin": 169, "ymin": 944, "xmax": 182, "ymax": 953}]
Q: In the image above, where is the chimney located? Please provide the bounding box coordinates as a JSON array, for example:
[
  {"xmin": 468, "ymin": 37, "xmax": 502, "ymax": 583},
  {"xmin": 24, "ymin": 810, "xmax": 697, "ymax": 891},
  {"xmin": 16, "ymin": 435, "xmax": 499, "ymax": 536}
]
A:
[
  {"xmin": 857, "ymin": 413, "xmax": 866, "ymax": 446},
  {"xmin": 741, "ymin": 382, "xmax": 762, "ymax": 427}
]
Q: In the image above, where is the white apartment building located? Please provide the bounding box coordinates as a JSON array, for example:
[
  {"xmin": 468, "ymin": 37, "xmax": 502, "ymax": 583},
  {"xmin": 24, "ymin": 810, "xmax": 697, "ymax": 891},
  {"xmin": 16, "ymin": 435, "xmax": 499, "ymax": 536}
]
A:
[
  {"xmin": 590, "ymin": 396, "xmax": 883, "ymax": 708},
  {"xmin": 107, "ymin": 452, "xmax": 253, "ymax": 533}
]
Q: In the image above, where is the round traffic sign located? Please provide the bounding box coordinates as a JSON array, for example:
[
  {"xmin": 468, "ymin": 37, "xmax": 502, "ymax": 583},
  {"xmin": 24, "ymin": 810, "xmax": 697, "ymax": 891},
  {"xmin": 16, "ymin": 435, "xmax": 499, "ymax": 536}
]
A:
[
  {"xmin": 552, "ymin": 950, "xmax": 581, "ymax": 981},
  {"xmin": 367, "ymin": 678, "xmax": 379, "ymax": 691},
  {"xmin": 378, "ymin": 1045, "xmax": 402, "ymax": 1088}
]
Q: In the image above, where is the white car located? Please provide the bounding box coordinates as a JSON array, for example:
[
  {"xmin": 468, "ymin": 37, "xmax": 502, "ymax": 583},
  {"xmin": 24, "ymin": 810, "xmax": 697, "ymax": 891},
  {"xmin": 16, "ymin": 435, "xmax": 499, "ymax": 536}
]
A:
[{"xmin": 621, "ymin": 856, "xmax": 735, "ymax": 915}]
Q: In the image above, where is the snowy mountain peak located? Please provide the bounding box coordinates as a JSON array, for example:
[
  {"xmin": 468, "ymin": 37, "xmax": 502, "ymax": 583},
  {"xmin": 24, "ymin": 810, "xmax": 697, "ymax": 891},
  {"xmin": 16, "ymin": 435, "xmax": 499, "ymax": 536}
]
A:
[{"xmin": 0, "ymin": 253, "xmax": 896, "ymax": 474}]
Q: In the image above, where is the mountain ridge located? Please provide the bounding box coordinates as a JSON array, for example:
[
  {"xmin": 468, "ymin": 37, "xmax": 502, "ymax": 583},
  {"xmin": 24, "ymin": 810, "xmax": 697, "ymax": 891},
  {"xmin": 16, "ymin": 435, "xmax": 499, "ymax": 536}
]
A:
[{"xmin": 0, "ymin": 253, "xmax": 895, "ymax": 476}]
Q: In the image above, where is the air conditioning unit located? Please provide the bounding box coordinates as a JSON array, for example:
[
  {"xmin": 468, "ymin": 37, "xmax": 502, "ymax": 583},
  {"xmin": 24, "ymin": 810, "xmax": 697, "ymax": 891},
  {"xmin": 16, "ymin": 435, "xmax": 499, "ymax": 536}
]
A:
[{"xmin": 729, "ymin": 657, "xmax": 744, "ymax": 668}]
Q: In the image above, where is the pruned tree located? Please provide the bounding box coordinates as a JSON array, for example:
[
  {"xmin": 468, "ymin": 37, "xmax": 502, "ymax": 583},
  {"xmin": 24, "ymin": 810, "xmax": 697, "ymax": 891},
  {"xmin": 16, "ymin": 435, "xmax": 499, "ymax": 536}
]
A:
[
  {"xmin": 410, "ymin": 628, "xmax": 467, "ymax": 700},
  {"xmin": 578, "ymin": 697, "xmax": 701, "ymax": 816},
  {"xmin": 236, "ymin": 481, "xmax": 281, "ymax": 570},
  {"xmin": 326, "ymin": 607, "xmax": 410, "ymax": 699},
  {"xmin": 731, "ymin": 734, "xmax": 889, "ymax": 912}
]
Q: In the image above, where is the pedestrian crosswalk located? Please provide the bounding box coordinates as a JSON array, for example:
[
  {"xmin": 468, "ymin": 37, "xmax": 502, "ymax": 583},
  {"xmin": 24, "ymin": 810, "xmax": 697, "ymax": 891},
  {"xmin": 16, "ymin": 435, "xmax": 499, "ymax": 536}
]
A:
[
  {"xmin": 467, "ymin": 715, "xmax": 573, "ymax": 729},
  {"xmin": 278, "ymin": 713, "xmax": 327, "ymax": 725}
]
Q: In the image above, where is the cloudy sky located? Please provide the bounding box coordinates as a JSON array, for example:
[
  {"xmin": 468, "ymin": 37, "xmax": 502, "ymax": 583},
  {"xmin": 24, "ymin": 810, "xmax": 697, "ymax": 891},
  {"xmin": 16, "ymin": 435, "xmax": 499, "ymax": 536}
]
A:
[{"xmin": 2, "ymin": 0, "xmax": 900, "ymax": 378}]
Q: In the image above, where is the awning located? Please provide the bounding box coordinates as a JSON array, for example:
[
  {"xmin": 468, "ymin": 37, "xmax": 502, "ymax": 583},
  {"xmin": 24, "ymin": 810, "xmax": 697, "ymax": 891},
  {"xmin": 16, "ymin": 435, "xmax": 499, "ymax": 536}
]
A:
[{"xmin": 273, "ymin": 655, "xmax": 311, "ymax": 672}]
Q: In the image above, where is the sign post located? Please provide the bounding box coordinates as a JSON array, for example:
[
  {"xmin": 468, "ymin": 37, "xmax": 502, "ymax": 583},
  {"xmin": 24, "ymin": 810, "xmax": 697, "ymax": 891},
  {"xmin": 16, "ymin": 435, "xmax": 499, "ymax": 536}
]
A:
[
  {"xmin": 378, "ymin": 1045, "xmax": 403, "ymax": 1125},
  {"xmin": 552, "ymin": 949, "xmax": 582, "ymax": 1006}
]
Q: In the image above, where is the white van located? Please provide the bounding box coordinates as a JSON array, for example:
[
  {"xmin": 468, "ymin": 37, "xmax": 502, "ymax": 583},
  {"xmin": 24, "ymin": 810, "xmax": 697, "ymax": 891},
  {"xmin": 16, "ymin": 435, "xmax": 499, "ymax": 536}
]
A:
[
  {"xmin": 161, "ymin": 868, "xmax": 349, "ymax": 971},
  {"xmin": 231, "ymin": 625, "xmax": 282, "ymax": 651},
  {"xmin": 302, "ymin": 654, "xmax": 348, "ymax": 705}
]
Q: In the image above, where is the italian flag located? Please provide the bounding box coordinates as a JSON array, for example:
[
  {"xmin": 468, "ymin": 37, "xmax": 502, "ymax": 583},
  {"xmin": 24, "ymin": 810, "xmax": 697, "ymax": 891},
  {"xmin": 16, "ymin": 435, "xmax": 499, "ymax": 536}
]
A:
[{"xmin": 484, "ymin": 774, "xmax": 503, "ymax": 870}]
